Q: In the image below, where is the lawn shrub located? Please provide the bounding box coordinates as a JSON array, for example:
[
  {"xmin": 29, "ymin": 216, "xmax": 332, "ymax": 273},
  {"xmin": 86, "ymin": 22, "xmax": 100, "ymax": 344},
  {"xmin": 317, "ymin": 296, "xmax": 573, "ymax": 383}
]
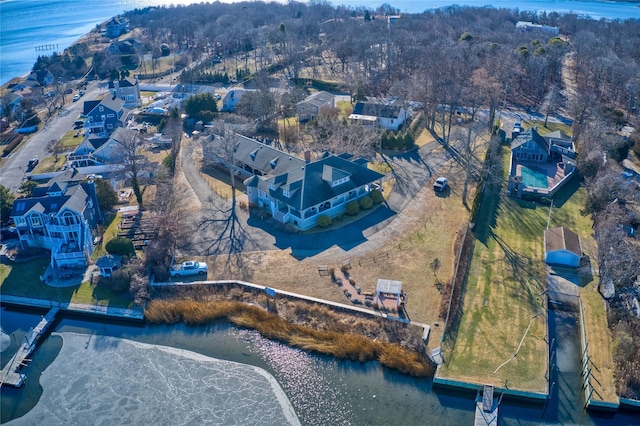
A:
[
  {"xmin": 370, "ymin": 189, "xmax": 384, "ymax": 204},
  {"xmin": 346, "ymin": 200, "xmax": 359, "ymax": 215},
  {"xmin": 105, "ymin": 237, "xmax": 135, "ymax": 257},
  {"xmin": 103, "ymin": 269, "xmax": 131, "ymax": 292},
  {"xmin": 359, "ymin": 195, "xmax": 373, "ymax": 210},
  {"xmin": 317, "ymin": 214, "xmax": 331, "ymax": 227}
]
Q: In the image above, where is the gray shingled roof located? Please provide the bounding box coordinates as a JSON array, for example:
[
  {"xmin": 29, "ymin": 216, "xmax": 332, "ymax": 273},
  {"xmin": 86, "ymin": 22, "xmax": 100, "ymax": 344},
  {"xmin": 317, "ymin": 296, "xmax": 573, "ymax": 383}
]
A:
[
  {"xmin": 267, "ymin": 155, "xmax": 384, "ymax": 210},
  {"xmin": 511, "ymin": 128, "xmax": 549, "ymax": 151},
  {"xmin": 230, "ymin": 135, "xmax": 305, "ymax": 176},
  {"xmin": 352, "ymin": 101, "xmax": 403, "ymax": 119},
  {"xmin": 544, "ymin": 226, "xmax": 582, "ymax": 256}
]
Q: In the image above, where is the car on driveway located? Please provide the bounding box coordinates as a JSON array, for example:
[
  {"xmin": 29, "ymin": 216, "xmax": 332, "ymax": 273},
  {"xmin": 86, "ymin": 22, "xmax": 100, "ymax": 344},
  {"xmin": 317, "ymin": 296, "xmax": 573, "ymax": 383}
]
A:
[
  {"xmin": 170, "ymin": 261, "xmax": 208, "ymax": 278},
  {"xmin": 433, "ymin": 177, "xmax": 448, "ymax": 192},
  {"xmin": 512, "ymin": 121, "xmax": 522, "ymax": 136}
]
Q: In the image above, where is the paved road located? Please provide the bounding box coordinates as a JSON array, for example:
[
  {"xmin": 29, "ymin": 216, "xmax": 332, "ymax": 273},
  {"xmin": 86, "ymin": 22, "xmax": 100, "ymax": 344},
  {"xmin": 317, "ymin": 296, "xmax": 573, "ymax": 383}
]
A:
[
  {"xmin": 0, "ymin": 80, "xmax": 105, "ymax": 191},
  {"xmin": 180, "ymin": 136, "xmax": 454, "ymax": 260}
]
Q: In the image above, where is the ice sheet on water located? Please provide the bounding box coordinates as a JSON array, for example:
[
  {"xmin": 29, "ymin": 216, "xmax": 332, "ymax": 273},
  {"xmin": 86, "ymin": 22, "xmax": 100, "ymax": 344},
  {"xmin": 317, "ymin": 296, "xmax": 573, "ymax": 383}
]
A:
[{"xmin": 9, "ymin": 332, "xmax": 300, "ymax": 426}]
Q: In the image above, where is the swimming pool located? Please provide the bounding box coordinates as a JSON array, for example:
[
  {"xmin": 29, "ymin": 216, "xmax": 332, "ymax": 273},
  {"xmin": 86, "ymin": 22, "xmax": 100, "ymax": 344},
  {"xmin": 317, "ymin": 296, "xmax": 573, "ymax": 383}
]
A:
[{"xmin": 521, "ymin": 165, "xmax": 548, "ymax": 188}]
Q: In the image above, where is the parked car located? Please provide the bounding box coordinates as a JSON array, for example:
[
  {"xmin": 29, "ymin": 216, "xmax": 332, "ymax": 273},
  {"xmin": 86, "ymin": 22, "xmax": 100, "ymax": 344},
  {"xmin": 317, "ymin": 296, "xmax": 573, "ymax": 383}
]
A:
[
  {"xmin": 72, "ymin": 94, "xmax": 81, "ymax": 102},
  {"xmin": 433, "ymin": 177, "xmax": 448, "ymax": 192},
  {"xmin": 27, "ymin": 157, "xmax": 39, "ymax": 169},
  {"xmin": 512, "ymin": 122, "xmax": 522, "ymax": 135},
  {"xmin": 170, "ymin": 261, "xmax": 208, "ymax": 277}
]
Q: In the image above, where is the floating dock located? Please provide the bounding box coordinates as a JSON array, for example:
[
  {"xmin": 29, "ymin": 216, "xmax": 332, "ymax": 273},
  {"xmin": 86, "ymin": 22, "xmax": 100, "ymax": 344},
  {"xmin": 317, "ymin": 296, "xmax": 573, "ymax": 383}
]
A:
[
  {"xmin": 474, "ymin": 384, "xmax": 499, "ymax": 426},
  {"xmin": 0, "ymin": 307, "xmax": 59, "ymax": 387}
]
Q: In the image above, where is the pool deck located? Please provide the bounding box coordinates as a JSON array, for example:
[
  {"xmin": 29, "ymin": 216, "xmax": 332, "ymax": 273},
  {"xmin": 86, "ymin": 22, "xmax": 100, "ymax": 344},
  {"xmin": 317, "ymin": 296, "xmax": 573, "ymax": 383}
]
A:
[{"xmin": 515, "ymin": 161, "xmax": 567, "ymax": 193}]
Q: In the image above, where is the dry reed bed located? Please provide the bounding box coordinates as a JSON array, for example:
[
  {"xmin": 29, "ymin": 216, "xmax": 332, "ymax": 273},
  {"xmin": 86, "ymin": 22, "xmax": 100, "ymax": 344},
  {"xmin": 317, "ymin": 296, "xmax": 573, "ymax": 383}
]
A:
[{"xmin": 146, "ymin": 286, "xmax": 435, "ymax": 377}]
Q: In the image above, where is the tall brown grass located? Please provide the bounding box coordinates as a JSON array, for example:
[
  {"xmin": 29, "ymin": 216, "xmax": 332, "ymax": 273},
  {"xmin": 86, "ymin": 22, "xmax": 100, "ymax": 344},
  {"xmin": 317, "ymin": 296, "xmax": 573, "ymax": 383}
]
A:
[{"xmin": 146, "ymin": 299, "xmax": 435, "ymax": 377}]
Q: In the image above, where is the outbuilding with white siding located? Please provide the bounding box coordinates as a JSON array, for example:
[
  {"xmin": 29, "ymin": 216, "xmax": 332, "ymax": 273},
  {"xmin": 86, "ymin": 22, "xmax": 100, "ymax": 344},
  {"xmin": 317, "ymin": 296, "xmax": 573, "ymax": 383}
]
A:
[{"xmin": 544, "ymin": 226, "xmax": 582, "ymax": 268}]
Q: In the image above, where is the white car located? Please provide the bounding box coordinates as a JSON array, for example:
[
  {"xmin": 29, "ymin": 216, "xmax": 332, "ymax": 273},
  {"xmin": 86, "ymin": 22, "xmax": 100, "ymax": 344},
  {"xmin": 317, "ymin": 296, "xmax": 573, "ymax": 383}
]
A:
[
  {"xmin": 433, "ymin": 177, "xmax": 448, "ymax": 192},
  {"xmin": 170, "ymin": 261, "xmax": 208, "ymax": 277}
]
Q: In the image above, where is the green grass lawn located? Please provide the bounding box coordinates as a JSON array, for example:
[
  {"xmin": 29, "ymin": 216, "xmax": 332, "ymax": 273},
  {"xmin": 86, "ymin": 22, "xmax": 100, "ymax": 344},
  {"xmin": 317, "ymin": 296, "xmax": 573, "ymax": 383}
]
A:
[
  {"xmin": 0, "ymin": 257, "xmax": 134, "ymax": 308},
  {"xmin": 437, "ymin": 145, "xmax": 594, "ymax": 393},
  {"xmin": 58, "ymin": 129, "xmax": 84, "ymax": 149},
  {"xmin": 92, "ymin": 213, "xmax": 120, "ymax": 260},
  {"xmin": 523, "ymin": 120, "xmax": 572, "ymax": 136}
]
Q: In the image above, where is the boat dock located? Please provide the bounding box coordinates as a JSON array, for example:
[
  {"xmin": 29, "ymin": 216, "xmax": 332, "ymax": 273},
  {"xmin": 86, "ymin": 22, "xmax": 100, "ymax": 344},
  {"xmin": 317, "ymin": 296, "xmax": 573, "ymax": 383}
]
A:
[
  {"xmin": 0, "ymin": 307, "xmax": 59, "ymax": 387},
  {"xmin": 474, "ymin": 384, "xmax": 499, "ymax": 426}
]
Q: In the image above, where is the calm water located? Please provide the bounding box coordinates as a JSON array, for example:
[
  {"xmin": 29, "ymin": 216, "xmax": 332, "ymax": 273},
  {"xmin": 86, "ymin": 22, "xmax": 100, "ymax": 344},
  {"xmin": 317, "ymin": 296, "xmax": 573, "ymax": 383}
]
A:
[
  {"xmin": 1, "ymin": 0, "xmax": 639, "ymax": 85},
  {"xmin": 2, "ymin": 306, "xmax": 639, "ymax": 425}
]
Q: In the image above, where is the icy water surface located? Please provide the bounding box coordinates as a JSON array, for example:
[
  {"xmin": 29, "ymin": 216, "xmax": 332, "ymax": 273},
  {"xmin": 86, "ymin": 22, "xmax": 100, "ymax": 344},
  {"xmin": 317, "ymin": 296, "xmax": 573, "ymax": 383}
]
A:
[{"xmin": 8, "ymin": 332, "xmax": 299, "ymax": 426}]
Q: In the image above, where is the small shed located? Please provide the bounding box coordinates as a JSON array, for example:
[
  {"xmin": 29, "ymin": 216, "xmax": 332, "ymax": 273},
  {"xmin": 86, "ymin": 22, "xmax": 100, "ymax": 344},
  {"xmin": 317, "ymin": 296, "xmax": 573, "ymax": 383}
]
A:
[
  {"xmin": 544, "ymin": 227, "xmax": 582, "ymax": 268},
  {"xmin": 374, "ymin": 279, "xmax": 403, "ymax": 308},
  {"xmin": 96, "ymin": 254, "xmax": 122, "ymax": 277}
]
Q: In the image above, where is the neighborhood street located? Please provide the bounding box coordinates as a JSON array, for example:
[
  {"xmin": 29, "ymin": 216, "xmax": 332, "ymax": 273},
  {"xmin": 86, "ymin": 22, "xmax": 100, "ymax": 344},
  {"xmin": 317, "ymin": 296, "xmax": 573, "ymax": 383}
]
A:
[{"xmin": 0, "ymin": 80, "xmax": 104, "ymax": 191}]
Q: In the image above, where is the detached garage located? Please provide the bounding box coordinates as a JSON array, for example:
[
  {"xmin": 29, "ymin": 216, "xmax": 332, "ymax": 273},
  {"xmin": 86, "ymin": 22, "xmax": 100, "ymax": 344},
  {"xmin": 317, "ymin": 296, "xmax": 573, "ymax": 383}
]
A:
[{"xmin": 544, "ymin": 226, "xmax": 582, "ymax": 268}]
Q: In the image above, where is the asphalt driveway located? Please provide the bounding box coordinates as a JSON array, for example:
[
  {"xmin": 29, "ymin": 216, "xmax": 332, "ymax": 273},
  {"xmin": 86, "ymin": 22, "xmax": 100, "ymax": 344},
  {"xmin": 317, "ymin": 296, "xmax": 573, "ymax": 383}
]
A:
[{"xmin": 180, "ymin": 135, "xmax": 454, "ymax": 260}]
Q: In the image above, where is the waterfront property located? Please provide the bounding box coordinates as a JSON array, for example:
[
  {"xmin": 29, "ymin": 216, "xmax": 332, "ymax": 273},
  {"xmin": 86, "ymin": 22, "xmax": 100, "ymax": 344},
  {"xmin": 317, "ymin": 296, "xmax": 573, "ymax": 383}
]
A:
[
  {"xmin": 507, "ymin": 128, "xmax": 576, "ymax": 198},
  {"xmin": 204, "ymin": 134, "xmax": 385, "ymax": 230},
  {"xmin": 10, "ymin": 170, "xmax": 101, "ymax": 269}
]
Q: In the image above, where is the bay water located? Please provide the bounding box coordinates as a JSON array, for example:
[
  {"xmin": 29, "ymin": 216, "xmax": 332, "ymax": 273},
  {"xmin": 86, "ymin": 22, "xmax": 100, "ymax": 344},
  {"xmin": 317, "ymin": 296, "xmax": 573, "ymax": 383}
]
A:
[
  {"xmin": 2, "ymin": 307, "xmax": 639, "ymax": 425},
  {"xmin": 2, "ymin": 0, "xmax": 640, "ymax": 85}
]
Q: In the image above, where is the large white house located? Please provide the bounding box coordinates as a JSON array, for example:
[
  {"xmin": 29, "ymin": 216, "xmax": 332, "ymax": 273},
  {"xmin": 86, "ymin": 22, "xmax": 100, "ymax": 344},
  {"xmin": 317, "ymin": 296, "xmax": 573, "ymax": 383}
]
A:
[
  {"xmin": 204, "ymin": 134, "xmax": 384, "ymax": 230},
  {"xmin": 10, "ymin": 170, "xmax": 101, "ymax": 269}
]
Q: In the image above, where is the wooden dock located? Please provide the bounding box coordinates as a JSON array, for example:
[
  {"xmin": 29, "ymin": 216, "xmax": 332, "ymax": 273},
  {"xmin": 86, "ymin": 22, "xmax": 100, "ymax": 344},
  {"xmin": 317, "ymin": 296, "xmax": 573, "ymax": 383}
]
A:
[
  {"xmin": 0, "ymin": 307, "xmax": 59, "ymax": 387},
  {"xmin": 474, "ymin": 384, "xmax": 499, "ymax": 426}
]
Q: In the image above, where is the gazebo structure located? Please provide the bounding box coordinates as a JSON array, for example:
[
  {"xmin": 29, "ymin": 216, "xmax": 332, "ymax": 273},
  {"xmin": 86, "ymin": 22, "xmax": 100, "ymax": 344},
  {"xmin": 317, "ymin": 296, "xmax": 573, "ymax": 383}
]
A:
[
  {"xmin": 96, "ymin": 254, "xmax": 122, "ymax": 277},
  {"xmin": 374, "ymin": 279, "xmax": 403, "ymax": 309}
]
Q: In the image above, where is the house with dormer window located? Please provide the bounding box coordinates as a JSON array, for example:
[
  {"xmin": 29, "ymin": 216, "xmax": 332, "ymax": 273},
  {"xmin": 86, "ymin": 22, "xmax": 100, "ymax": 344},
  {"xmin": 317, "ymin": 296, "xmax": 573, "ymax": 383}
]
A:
[
  {"xmin": 204, "ymin": 134, "xmax": 384, "ymax": 230},
  {"xmin": 10, "ymin": 170, "xmax": 101, "ymax": 269}
]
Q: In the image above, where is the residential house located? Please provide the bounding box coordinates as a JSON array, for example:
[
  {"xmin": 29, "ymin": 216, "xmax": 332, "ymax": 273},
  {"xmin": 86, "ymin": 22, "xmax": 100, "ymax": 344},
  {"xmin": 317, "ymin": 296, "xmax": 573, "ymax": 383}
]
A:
[
  {"xmin": 26, "ymin": 70, "xmax": 54, "ymax": 87},
  {"xmin": 108, "ymin": 77, "xmax": 141, "ymax": 108},
  {"xmin": 204, "ymin": 134, "xmax": 384, "ymax": 230},
  {"xmin": 296, "ymin": 91, "xmax": 336, "ymax": 122},
  {"xmin": 96, "ymin": 254, "xmax": 122, "ymax": 277},
  {"xmin": 106, "ymin": 39, "xmax": 138, "ymax": 55},
  {"xmin": 84, "ymin": 96, "xmax": 130, "ymax": 137},
  {"xmin": 0, "ymin": 92, "xmax": 22, "ymax": 119},
  {"xmin": 544, "ymin": 226, "xmax": 582, "ymax": 268},
  {"xmin": 68, "ymin": 128, "xmax": 134, "ymax": 168},
  {"xmin": 507, "ymin": 127, "xmax": 576, "ymax": 198},
  {"xmin": 516, "ymin": 21, "xmax": 559, "ymax": 36},
  {"xmin": 349, "ymin": 98, "xmax": 410, "ymax": 131},
  {"xmin": 10, "ymin": 170, "xmax": 101, "ymax": 269},
  {"xmin": 221, "ymin": 88, "xmax": 256, "ymax": 112},
  {"xmin": 105, "ymin": 16, "xmax": 129, "ymax": 38}
]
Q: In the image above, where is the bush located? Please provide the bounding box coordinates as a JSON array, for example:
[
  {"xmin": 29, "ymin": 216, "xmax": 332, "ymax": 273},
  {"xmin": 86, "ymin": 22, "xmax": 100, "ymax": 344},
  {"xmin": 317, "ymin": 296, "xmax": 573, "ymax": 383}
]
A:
[
  {"xmin": 346, "ymin": 200, "xmax": 360, "ymax": 216},
  {"xmin": 359, "ymin": 195, "xmax": 373, "ymax": 210},
  {"xmin": 370, "ymin": 189, "xmax": 384, "ymax": 204},
  {"xmin": 105, "ymin": 237, "xmax": 135, "ymax": 257},
  {"xmin": 108, "ymin": 269, "xmax": 131, "ymax": 292},
  {"xmin": 317, "ymin": 214, "xmax": 331, "ymax": 227}
]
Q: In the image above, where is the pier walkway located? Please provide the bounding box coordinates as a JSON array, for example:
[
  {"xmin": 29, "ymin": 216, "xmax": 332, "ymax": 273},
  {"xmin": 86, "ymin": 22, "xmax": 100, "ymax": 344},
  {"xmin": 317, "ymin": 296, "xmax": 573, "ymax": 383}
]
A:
[
  {"xmin": 474, "ymin": 384, "xmax": 499, "ymax": 426},
  {"xmin": 0, "ymin": 307, "xmax": 59, "ymax": 387}
]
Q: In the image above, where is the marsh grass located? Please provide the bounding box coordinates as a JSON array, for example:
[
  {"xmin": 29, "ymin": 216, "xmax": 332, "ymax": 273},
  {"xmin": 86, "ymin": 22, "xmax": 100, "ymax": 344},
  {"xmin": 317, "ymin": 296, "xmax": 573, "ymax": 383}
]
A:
[{"xmin": 145, "ymin": 297, "xmax": 435, "ymax": 377}]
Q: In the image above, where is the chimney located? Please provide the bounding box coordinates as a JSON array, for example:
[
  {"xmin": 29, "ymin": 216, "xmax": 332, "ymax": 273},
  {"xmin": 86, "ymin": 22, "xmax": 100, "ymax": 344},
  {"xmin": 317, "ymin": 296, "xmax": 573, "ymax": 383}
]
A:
[
  {"xmin": 114, "ymin": 79, "xmax": 120, "ymax": 94},
  {"xmin": 304, "ymin": 151, "xmax": 311, "ymax": 163}
]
